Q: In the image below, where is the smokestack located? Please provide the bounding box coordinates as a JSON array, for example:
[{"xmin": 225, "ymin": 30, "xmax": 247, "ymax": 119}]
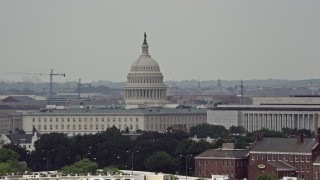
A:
[
  {"xmin": 314, "ymin": 113, "xmax": 319, "ymax": 137},
  {"xmin": 255, "ymin": 133, "xmax": 263, "ymax": 142},
  {"xmin": 297, "ymin": 133, "xmax": 304, "ymax": 144}
]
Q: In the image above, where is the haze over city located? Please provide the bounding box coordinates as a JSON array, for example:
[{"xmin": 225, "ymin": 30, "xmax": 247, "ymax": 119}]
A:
[{"xmin": 1, "ymin": 0, "xmax": 319, "ymax": 83}]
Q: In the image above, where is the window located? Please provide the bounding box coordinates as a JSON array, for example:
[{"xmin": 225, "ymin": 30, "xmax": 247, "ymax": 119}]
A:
[
  {"xmin": 102, "ymin": 118, "xmax": 104, "ymax": 122},
  {"xmin": 101, "ymin": 125, "xmax": 104, "ymax": 130},
  {"xmin": 56, "ymin": 118, "xmax": 58, "ymax": 122},
  {"xmin": 79, "ymin": 125, "xmax": 81, "ymax": 130},
  {"xmin": 67, "ymin": 125, "xmax": 70, "ymax": 130},
  {"xmin": 38, "ymin": 118, "xmax": 41, "ymax": 122},
  {"xmin": 50, "ymin": 125, "xmax": 52, "ymax": 130},
  {"xmin": 301, "ymin": 155, "xmax": 305, "ymax": 162},
  {"xmin": 267, "ymin": 154, "xmax": 271, "ymax": 161},
  {"xmin": 198, "ymin": 160, "xmax": 201, "ymax": 166},
  {"xmin": 44, "ymin": 118, "xmax": 47, "ymax": 122},
  {"xmin": 90, "ymin": 124, "xmax": 93, "ymax": 130},
  {"xmin": 290, "ymin": 155, "xmax": 293, "ymax": 162},
  {"xmin": 301, "ymin": 165, "xmax": 304, "ymax": 172},
  {"xmin": 55, "ymin": 125, "xmax": 58, "ymax": 130},
  {"xmin": 136, "ymin": 118, "xmax": 138, "ymax": 122},
  {"xmin": 252, "ymin": 154, "xmax": 256, "ymax": 160},
  {"xmin": 306, "ymin": 156, "xmax": 311, "ymax": 162},
  {"xmin": 50, "ymin": 118, "xmax": 52, "ymax": 122},
  {"xmin": 61, "ymin": 118, "xmax": 64, "ymax": 122},
  {"xmin": 306, "ymin": 165, "xmax": 310, "ymax": 172},
  {"xmin": 73, "ymin": 125, "xmax": 75, "ymax": 130},
  {"xmin": 67, "ymin": 118, "xmax": 70, "ymax": 122},
  {"xmin": 61, "ymin": 125, "xmax": 64, "ymax": 130},
  {"xmin": 79, "ymin": 118, "xmax": 81, "ymax": 122},
  {"xmin": 231, "ymin": 160, "xmax": 234, "ymax": 167},
  {"xmin": 272, "ymin": 154, "xmax": 276, "ymax": 161},
  {"xmin": 216, "ymin": 161, "xmax": 219, "ymax": 167},
  {"xmin": 295, "ymin": 155, "xmax": 300, "ymax": 162},
  {"xmin": 205, "ymin": 160, "xmax": 208, "ymax": 166},
  {"xmin": 38, "ymin": 125, "xmax": 41, "ymax": 130},
  {"xmin": 96, "ymin": 125, "xmax": 99, "ymax": 130},
  {"xmin": 84, "ymin": 125, "xmax": 87, "ymax": 130},
  {"xmin": 32, "ymin": 118, "xmax": 35, "ymax": 122}
]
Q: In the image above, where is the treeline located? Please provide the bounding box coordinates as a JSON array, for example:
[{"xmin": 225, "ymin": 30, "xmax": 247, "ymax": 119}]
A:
[{"xmin": 1, "ymin": 124, "xmax": 315, "ymax": 175}]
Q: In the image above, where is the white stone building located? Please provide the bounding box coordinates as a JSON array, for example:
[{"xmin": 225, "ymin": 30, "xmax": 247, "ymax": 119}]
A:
[
  {"xmin": 124, "ymin": 33, "xmax": 167, "ymax": 109},
  {"xmin": 23, "ymin": 108, "xmax": 207, "ymax": 136},
  {"xmin": 0, "ymin": 110, "xmax": 23, "ymax": 134},
  {"xmin": 207, "ymin": 105, "xmax": 320, "ymax": 132}
]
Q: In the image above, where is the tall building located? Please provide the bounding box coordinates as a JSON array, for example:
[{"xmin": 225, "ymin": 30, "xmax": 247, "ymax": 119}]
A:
[{"xmin": 124, "ymin": 33, "xmax": 167, "ymax": 109}]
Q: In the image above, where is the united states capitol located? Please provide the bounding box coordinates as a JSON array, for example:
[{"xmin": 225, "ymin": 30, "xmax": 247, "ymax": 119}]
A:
[{"xmin": 21, "ymin": 34, "xmax": 207, "ymax": 136}]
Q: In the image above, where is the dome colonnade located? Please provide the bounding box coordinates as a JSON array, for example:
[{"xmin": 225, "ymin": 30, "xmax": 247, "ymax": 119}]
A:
[{"xmin": 124, "ymin": 33, "xmax": 167, "ymax": 108}]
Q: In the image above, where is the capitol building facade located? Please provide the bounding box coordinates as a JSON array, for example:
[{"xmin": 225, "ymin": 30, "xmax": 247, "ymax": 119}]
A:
[
  {"xmin": 124, "ymin": 33, "xmax": 167, "ymax": 109},
  {"xmin": 22, "ymin": 34, "xmax": 207, "ymax": 136}
]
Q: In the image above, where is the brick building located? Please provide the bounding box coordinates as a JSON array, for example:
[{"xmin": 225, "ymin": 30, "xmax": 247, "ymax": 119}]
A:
[
  {"xmin": 195, "ymin": 135, "xmax": 320, "ymax": 180},
  {"xmin": 195, "ymin": 143, "xmax": 248, "ymax": 180},
  {"xmin": 248, "ymin": 134, "xmax": 320, "ymax": 180}
]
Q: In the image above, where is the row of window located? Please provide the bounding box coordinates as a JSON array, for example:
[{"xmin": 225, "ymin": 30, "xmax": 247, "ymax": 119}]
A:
[
  {"xmin": 251, "ymin": 153, "xmax": 311, "ymax": 162},
  {"xmin": 34, "ymin": 124, "xmax": 139, "ymax": 131},
  {"xmin": 146, "ymin": 116, "xmax": 206, "ymax": 122},
  {"xmin": 198, "ymin": 160, "xmax": 247, "ymax": 167},
  {"xmin": 199, "ymin": 170, "xmax": 234, "ymax": 177},
  {"xmin": 32, "ymin": 117, "xmax": 139, "ymax": 123},
  {"xmin": 295, "ymin": 164, "xmax": 310, "ymax": 172},
  {"xmin": 128, "ymin": 77, "xmax": 162, "ymax": 84}
]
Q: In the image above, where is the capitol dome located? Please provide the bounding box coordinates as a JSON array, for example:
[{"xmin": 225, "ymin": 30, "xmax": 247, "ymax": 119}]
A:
[{"xmin": 124, "ymin": 33, "xmax": 167, "ymax": 109}]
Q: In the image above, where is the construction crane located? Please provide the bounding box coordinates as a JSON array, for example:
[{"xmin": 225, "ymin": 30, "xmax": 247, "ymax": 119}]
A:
[
  {"xmin": 77, "ymin": 78, "xmax": 91, "ymax": 99},
  {"xmin": 46, "ymin": 69, "xmax": 66, "ymax": 97},
  {"xmin": 6, "ymin": 69, "xmax": 66, "ymax": 97}
]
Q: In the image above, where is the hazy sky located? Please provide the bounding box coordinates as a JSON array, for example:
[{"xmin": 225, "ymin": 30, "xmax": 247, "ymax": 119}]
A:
[{"xmin": 1, "ymin": 1, "xmax": 319, "ymax": 83}]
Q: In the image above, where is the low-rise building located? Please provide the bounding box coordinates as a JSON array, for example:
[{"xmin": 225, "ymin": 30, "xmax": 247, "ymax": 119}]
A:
[
  {"xmin": 22, "ymin": 107, "xmax": 207, "ymax": 136},
  {"xmin": 0, "ymin": 131, "xmax": 40, "ymax": 151},
  {"xmin": 207, "ymin": 105, "xmax": 320, "ymax": 132},
  {"xmin": 195, "ymin": 143, "xmax": 248, "ymax": 180},
  {"xmin": 195, "ymin": 135, "xmax": 320, "ymax": 180}
]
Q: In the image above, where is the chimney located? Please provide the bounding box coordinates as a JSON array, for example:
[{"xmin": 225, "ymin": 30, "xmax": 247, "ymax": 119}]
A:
[
  {"xmin": 222, "ymin": 143, "xmax": 235, "ymax": 150},
  {"xmin": 297, "ymin": 133, "xmax": 304, "ymax": 144},
  {"xmin": 255, "ymin": 133, "xmax": 263, "ymax": 142},
  {"xmin": 314, "ymin": 113, "xmax": 319, "ymax": 137}
]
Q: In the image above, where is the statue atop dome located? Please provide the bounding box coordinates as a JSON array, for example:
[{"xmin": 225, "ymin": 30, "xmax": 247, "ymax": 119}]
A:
[{"xmin": 143, "ymin": 32, "xmax": 147, "ymax": 44}]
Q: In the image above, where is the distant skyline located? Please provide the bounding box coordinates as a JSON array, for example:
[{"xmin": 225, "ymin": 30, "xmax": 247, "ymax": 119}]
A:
[{"xmin": 1, "ymin": 1, "xmax": 319, "ymax": 83}]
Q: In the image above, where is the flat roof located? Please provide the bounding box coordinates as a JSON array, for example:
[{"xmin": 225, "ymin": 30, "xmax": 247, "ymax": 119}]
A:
[
  {"xmin": 211, "ymin": 105, "xmax": 320, "ymax": 111},
  {"xmin": 25, "ymin": 108, "xmax": 207, "ymax": 116}
]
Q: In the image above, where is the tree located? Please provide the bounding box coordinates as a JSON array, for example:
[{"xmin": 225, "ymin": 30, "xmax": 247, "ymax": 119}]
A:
[
  {"xmin": 0, "ymin": 148, "xmax": 27, "ymax": 175},
  {"xmin": 3, "ymin": 144, "xmax": 28, "ymax": 161},
  {"xmin": 189, "ymin": 124, "xmax": 228, "ymax": 138},
  {"xmin": 229, "ymin": 126, "xmax": 246, "ymax": 134},
  {"xmin": 59, "ymin": 158, "xmax": 98, "ymax": 175},
  {"xmin": 0, "ymin": 148, "xmax": 20, "ymax": 163},
  {"xmin": 145, "ymin": 151, "xmax": 178, "ymax": 173},
  {"xmin": 0, "ymin": 162, "xmax": 17, "ymax": 175},
  {"xmin": 102, "ymin": 166, "xmax": 121, "ymax": 175},
  {"xmin": 256, "ymin": 173, "xmax": 277, "ymax": 180}
]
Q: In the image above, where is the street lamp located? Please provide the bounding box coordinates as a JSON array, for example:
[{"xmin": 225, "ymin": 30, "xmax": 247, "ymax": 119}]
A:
[
  {"xmin": 42, "ymin": 149, "xmax": 55, "ymax": 171},
  {"xmin": 180, "ymin": 154, "xmax": 193, "ymax": 180},
  {"xmin": 117, "ymin": 156, "xmax": 120, "ymax": 168},
  {"xmin": 127, "ymin": 150, "xmax": 139, "ymax": 175}
]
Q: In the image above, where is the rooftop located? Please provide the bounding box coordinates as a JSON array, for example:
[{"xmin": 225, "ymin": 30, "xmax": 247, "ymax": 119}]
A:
[
  {"xmin": 26, "ymin": 107, "xmax": 207, "ymax": 115},
  {"xmin": 250, "ymin": 137, "xmax": 318, "ymax": 153}
]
